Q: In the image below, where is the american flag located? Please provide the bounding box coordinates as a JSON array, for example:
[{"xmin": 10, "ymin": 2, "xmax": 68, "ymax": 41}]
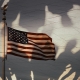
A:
[{"xmin": 7, "ymin": 27, "xmax": 56, "ymax": 60}]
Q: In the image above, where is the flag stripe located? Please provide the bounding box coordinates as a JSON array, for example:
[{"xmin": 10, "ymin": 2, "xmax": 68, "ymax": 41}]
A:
[
  {"xmin": 7, "ymin": 46, "xmax": 55, "ymax": 53},
  {"xmin": 8, "ymin": 41, "xmax": 42, "ymax": 51},
  {"xmin": 27, "ymin": 32, "xmax": 51, "ymax": 38},
  {"xmin": 28, "ymin": 39, "xmax": 52, "ymax": 43},
  {"xmin": 27, "ymin": 33, "xmax": 52, "ymax": 41},
  {"xmin": 7, "ymin": 50, "xmax": 55, "ymax": 59},
  {"xmin": 28, "ymin": 39, "xmax": 55, "ymax": 48},
  {"xmin": 7, "ymin": 48, "xmax": 55, "ymax": 57},
  {"xmin": 27, "ymin": 37, "xmax": 51, "ymax": 40},
  {"xmin": 7, "ymin": 52, "xmax": 55, "ymax": 60},
  {"xmin": 7, "ymin": 47, "xmax": 55, "ymax": 56},
  {"xmin": 7, "ymin": 42, "xmax": 55, "ymax": 54},
  {"xmin": 8, "ymin": 41, "xmax": 55, "ymax": 50}
]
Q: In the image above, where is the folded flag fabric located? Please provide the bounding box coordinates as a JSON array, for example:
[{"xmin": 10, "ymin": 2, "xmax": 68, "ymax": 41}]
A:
[{"xmin": 7, "ymin": 27, "xmax": 56, "ymax": 60}]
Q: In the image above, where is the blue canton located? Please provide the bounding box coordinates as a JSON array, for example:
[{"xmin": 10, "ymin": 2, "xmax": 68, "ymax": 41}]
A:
[{"xmin": 8, "ymin": 27, "xmax": 28, "ymax": 44}]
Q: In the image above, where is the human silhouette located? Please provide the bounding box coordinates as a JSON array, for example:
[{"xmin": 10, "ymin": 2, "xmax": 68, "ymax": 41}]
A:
[
  {"xmin": 6, "ymin": 0, "xmax": 80, "ymax": 32},
  {"xmin": 1, "ymin": 0, "xmax": 80, "ymax": 38},
  {"xmin": 56, "ymin": 39, "xmax": 80, "ymax": 80}
]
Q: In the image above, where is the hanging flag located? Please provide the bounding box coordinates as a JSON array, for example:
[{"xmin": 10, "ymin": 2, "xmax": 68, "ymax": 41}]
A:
[{"xmin": 7, "ymin": 27, "xmax": 56, "ymax": 60}]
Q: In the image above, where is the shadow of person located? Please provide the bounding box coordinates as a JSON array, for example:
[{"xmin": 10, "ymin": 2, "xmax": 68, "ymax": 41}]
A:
[
  {"xmin": 56, "ymin": 39, "xmax": 80, "ymax": 80},
  {"xmin": 60, "ymin": 39, "xmax": 80, "ymax": 80},
  {"xmin": 6, "ymin": 0, "xmax": 80, "ymax": 32},
  {"xmin": 47, "ymin": 0, "xmax": 80, "ymax": 27},
  {"xmin": 1, "ymin": 0, "xmax": 80, "ymax": 38}
]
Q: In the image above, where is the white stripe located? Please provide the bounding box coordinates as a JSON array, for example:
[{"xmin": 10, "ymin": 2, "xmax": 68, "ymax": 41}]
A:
[
  {"xmin": 27, "ymin": 34, "xmax": 51, "ymax": 39},
  {"xmin": 7, "ymin": 45, "xmax": 43, "ymax": 54},
  {"xmin": 28, "ymin": 39, "xmax": 51, "ymax": 43},
  {"xmin": 8, "ymin": 41, "xmax": 41, "ymax": 50},
  {"xmin": 8, "ymin": 41, "xmax": 55, "ymax": 49},
  {"xmin": 28, "ymin": 39, "xmax": 54, "ymax": 48},
  {"xmin": 8, "ymin": 41, "xmax": 55, "ymax": 53},
  {"xmin": 7, "ymin": 45, "xmax": 55, "ymax": 56},
  {"xmin": 7, "ymin": 50, "xmax": 53, "ymax": 59}
]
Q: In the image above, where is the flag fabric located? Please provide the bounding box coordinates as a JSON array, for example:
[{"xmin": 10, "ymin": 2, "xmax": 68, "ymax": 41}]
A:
[{"xmin": 7, "ymin": 27, "xmax": 56, "ymax": 60}]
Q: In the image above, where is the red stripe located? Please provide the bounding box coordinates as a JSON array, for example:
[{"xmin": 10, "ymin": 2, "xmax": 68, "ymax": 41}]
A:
[
  {"xmin": 7, "ymin": 42, "xmax": 55, "ymax": 50},
  {"xmin": 7, "ymin": 47, "xmax": 55, "ymax": 54},
  {"xmin": 7, "ymin": 47, "xmax": 55, "ymax": 56},
  {"xmin": 27, "ymin": 33, "xmax": 52, "ymax": 41},
  {"xmin": 27, "ymin": 37, "xmax": 51, "ymax": 40},
  {"xmin": 7, "ymin": 44, "xmax": 42, "ymax": 52},
  {"xmin": 7, "ymin": 52, "xmax": 55, "ymax": 60}
]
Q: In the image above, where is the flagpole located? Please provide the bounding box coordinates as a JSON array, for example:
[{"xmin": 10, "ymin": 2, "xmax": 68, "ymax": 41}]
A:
[{"xmin": 1, "ymin": 3, "xmax": 8, "ymax": 80}]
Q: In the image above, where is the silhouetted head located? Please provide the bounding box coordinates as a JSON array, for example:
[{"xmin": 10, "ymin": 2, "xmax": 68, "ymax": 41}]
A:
[{"xmin": 65, "ymin": 39, "xmax": 77, "ymax": 51}]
